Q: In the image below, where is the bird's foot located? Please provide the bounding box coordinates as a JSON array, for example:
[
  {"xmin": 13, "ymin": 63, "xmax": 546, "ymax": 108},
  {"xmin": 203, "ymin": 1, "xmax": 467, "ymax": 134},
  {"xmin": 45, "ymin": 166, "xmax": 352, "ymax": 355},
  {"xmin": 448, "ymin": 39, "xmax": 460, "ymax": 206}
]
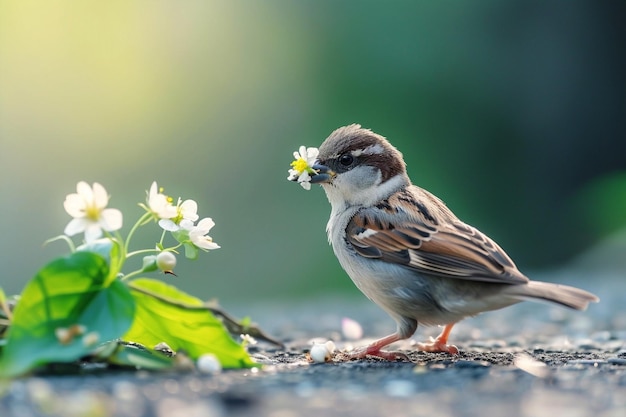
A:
[
  {"xmin": 415, "ymin": 337, "xmax": 459, "ymax": 355},
  {"xmin": 339, "ymin": 346, "xmax": 411, "ymax": 362},
  {"xmin": 415, "ymin": 323, "xmax": 459, "ymax": 354},
  {"xmin": 332, "ymin": 331, "xmax": 413, "ymax": 362}
]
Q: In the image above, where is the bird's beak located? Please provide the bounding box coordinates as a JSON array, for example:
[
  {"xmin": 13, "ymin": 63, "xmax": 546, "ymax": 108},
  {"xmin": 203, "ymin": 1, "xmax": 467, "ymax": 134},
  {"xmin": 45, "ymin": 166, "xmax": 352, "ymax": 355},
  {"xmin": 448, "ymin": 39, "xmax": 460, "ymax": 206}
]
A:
[{"xmin": 310, "ymin": 163, "xmax": 336, "ymax": 184}]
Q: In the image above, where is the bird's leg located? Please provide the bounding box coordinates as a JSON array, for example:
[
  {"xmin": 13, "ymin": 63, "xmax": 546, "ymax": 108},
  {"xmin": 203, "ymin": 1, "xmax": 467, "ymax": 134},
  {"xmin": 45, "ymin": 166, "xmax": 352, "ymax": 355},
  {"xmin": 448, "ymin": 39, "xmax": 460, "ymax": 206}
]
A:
[
  {"xmin": 346, "ymin": 332, "xmax": 410, "ymax": 361},
  {"xmin": 343, "ymin": 318, "xmax": 416, "ymax": 361},
  {"xmin": 416, "ymin": 323, "xmax": 459, "ymax": 354}
]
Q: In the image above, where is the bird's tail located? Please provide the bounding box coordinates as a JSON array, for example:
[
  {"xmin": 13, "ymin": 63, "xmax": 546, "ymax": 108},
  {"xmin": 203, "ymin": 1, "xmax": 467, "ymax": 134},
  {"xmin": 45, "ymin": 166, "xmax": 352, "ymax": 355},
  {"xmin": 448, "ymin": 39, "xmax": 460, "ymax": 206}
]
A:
[{"xmin": 502, "ymin": 281, "xmax": 599, "ymax": 310}]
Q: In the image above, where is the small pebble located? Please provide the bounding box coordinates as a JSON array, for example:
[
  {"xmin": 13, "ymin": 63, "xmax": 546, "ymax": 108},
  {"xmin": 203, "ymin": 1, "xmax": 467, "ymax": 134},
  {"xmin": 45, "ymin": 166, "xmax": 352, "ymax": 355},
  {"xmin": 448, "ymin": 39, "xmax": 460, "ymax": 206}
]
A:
[
  {"xmin": 196, "ymin": 354, "xmax": 222, "ymax": 374},
  {"xmin": 82, "ymin": 331, "xmax": 100, "ymax": 347},
  {"xmin": 341, "ymin": 317, "xmax": 364, "ymax": 340},
  {"xmin": 310, "ymin": 342, "xmax": 332, "ymax": 363},
  {"xmin": 514, "ymin": 354, "xmax": 550, "ymax": 378}
]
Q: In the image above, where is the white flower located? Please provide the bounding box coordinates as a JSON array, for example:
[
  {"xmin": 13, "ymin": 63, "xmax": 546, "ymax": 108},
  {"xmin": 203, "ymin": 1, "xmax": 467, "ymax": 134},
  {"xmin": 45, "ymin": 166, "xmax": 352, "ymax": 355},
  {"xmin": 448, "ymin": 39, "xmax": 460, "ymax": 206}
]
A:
[
  {"xmin": 186, "ymin": 218, "xmax": 220, "ymax": 250},
  {"xmin": 63, "ymin": 182, "xmax": 123, "ymax": 242},
  {"xmin": 159, "ymin": 199, "xmax": 200, "ymax": 231},
  {"xmin": 240, "ymin": 334, "xmax": 258, "ymax": 347},
  {"xmin": 288, "ymin": 146, "xmax": 319, "ymax": 190},
  {"xmin": 147, "ymin": 181, "xmax": 177, "ymax": 220}
]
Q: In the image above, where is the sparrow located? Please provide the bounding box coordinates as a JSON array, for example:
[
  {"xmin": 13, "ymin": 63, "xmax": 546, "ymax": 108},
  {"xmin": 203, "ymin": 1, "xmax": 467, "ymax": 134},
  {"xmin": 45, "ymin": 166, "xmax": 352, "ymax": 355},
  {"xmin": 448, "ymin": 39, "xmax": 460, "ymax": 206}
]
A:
[{"xmin": 305, "ymin": 124, "xmax": 598, "ymax": 359}]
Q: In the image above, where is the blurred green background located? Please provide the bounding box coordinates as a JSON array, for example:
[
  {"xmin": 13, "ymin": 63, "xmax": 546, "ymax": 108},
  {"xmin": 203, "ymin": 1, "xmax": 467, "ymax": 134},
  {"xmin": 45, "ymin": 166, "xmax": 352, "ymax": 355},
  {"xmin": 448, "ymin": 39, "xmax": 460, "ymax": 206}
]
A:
[{"xmin": 1, "ymin": 0, "xmax": 624, "ymax": 304}]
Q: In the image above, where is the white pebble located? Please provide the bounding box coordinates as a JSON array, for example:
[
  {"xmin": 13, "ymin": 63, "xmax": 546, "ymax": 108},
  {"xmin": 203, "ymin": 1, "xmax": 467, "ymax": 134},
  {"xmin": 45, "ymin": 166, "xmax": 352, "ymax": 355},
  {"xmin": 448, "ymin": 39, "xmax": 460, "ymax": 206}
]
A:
[
  {"xmin": 310, "ymin": 343, "xmax": 332, "ymax": 363},
  {"xmin": 196, "ymin": 354, "xmax": 222, "ymax": 374},
  {"xmin": 82, "ymin": 331, "xmax": 100, "ymax": 347},
  {"xmin": 341, "ymin": 317, "xmax": 363, "ymax": 340},
  {"xmin": 514, "ymin": 353, "xmax": 550, "ymax": 378}
]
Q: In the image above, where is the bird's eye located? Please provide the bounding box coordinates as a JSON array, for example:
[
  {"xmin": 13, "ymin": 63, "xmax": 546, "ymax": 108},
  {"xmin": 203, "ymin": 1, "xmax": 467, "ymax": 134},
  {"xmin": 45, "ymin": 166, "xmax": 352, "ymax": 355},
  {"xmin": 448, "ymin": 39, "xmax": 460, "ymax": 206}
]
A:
[{"xmin": 339, "ymin": 154, "xmax": 354, "ymax": 166}]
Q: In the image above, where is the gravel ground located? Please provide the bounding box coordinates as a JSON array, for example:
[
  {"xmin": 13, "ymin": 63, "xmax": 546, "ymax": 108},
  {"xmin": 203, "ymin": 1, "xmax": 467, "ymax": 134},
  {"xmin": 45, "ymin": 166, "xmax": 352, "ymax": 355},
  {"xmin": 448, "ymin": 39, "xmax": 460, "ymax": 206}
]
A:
[{"xmin": 1, "ymin": 272, "xmax": 624, "ymax": 417}]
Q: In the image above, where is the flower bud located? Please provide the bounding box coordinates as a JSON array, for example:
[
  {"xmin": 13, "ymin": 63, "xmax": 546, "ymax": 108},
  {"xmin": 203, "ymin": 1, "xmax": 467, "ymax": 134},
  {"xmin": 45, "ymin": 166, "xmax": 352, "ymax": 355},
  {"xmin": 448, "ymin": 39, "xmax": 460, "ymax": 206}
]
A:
[{"xmin": 156, "ymin": 251, "xmax": 177, "ymax": 272}]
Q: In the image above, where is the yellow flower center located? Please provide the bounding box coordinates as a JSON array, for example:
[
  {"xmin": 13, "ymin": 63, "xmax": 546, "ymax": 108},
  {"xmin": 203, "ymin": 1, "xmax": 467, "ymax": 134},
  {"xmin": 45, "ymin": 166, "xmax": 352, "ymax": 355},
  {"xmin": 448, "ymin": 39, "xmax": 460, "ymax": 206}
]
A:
[
  {"xmin": 171, "ymin": 208, "xmax": 183, "ymax": 224},
  {"xmin": 85, "ymin": 204, "xmax": 101, "ymax": 221},
  {"xmin": 291, "ymin": 157, "xmax": 309, "ymax": 174}
]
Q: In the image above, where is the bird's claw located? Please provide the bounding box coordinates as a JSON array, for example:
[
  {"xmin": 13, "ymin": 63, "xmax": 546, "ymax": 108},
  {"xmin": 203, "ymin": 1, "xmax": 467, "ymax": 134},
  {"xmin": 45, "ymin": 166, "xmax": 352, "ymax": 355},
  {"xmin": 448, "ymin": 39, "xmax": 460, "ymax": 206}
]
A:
[
  {"xmin": 336, "ymin": 347, "xmax": 412, "ymax": 362},
  {"xmin": 416, "ymin": 337, "xmax": 459, "ymax": 355}
]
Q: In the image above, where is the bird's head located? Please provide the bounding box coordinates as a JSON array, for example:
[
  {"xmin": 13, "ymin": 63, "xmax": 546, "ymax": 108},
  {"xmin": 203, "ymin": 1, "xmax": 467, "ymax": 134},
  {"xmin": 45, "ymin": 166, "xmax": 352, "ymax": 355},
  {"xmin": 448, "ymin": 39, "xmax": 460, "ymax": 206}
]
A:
[{"xmin": 310, "ymin": 124, "xmax": 410, "ymax": 209}]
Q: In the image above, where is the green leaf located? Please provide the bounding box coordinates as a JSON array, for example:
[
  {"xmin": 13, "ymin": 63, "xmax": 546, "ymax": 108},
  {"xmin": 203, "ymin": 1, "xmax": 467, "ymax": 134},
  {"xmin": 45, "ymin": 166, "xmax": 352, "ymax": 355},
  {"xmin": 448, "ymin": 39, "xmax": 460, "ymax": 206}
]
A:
[
  {"xmin": 93, "ymin": 341, "xmax": 173, "ymax": 370},
  {"xmin": 183, "ymin": 243, "xmax": 199, "ymax": 260},
  {"xmin": 124, "ymin": 278, "xmax": 256, "ymax": 369},
  {"xmin": 76, "ymin": 238, "xmax": 122, "ymax": 284},
  {"xmin": 109, "ymin": 344, "xmax": 174, "ymax": 370},
  {"xmin": 141, "ymin": 255, "xmax": 158, "ymax": 273},
  {"xmin": 0, "ymin": 252, "xmax": 135, "ymax": 377}
]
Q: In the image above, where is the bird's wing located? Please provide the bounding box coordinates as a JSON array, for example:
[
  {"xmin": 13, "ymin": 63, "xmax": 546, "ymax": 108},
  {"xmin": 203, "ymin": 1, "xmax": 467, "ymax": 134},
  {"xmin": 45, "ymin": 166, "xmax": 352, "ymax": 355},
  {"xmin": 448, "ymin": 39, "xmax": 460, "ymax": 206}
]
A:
[{"xmin": 346, "ymin": 188, "xmax": 529, "ymax": 285}]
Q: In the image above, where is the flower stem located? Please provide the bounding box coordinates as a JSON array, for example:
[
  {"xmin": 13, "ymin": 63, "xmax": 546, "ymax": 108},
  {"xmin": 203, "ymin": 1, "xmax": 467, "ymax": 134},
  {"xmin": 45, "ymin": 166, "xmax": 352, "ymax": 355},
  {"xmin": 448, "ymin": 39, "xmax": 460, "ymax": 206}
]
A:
[
  {"xmin": 43, "ymin": 235, "xmax": 76, "ymax": 253},
  {"xmin": 124, "ymin": 212, "xmax": 152, "ymax": 257},
  {"xmin": 119, "ymin": 269, "xmax": 144, "ymax": 282},
  {"xmin": 126, "ymin": 243, "xmax": 183, "ymax": 260},
  {"xmin": 126, "ymin": 248, "xmax": 159, "ymax": 258}
]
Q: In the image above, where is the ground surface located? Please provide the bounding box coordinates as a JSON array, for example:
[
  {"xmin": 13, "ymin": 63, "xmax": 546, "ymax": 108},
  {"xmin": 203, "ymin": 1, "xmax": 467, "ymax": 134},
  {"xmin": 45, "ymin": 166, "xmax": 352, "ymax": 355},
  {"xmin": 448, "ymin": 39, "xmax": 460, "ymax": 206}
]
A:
[{"xmin": 1, "ymin": 272, "xmax": 624, "ymax": 417}]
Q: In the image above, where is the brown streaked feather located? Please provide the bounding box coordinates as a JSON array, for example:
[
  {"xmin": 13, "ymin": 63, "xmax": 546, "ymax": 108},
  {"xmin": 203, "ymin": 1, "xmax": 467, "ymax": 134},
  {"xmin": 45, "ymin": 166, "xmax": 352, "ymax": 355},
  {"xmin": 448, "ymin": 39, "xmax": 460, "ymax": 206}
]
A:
[{"xmin": 346, "ymin": 186, "xmax": 529, "ymax": 285}]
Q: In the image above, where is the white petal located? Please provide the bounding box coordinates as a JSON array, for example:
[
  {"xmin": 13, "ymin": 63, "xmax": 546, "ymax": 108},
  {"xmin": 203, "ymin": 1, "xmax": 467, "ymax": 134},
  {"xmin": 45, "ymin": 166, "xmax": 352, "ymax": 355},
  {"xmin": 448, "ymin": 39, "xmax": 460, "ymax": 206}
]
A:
[
  {"xmin": 300, "ymin": 181, "xmax": 311, "ymax": 190},
  {"xmin": 149, "ymin": 193, "xmax": 164, "ymax": 210},
  {"xmin": 180, "ymin": 200, "xmax": 199, "ymax": 221},
  {"xmin": 193, "ymin": 237, "xmax": 220, "ymax": 250},
  {"xmin": 76, "ymin": 181, "xmax": 93, "ymax": 200},
  {"xmin": 100, "ymin": 208, "xmax": 123, "ymax": 231},
  {"xmin": 84, "ymin": 223, "xmax": 103, "ymax": 242},
  {"xmin": 148, "ymin": 182, "xmax": 160, "ymax": 206},
  {"xmin": 64, "ymin": 218, "xmax": 87, "ymax": 236},
  {"xmin": 179, "ymin": 219, "xmax": 194, "ymax": 230},
  {"xmin": 154, "ymin": 198, "xmax": 177, "ymax": 219},
  {"xmin": 64, "ymin": 193, "xmax": 86, "ymax": 218},
  {"xmin": 306, "ymin": 147, "xmax": 319, "ymax": 163},
  {"xmin": 195, "ymin": 218, "xmax": 215, "ymax": 234},
  {"xmin": 158, "ymin": 219, "xmax": 179, "ymax": 231},
  {"xmin": 298, "ymin": 145, "xmax": 306, "ymax": 158},
  {"xmin": 298, "ymin": 171, "xmax": 310, "ymax": 183},
  {"xmin": 149, "ymin": 181, "xmax": 158, "ymax": 198},
  {"xmin": 91, "ymin": 182, "xmax": 109, "ymax": 209},
  {"xmin": 287, "ymin": 169, "xmax": 299, "ymax": 181}
]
